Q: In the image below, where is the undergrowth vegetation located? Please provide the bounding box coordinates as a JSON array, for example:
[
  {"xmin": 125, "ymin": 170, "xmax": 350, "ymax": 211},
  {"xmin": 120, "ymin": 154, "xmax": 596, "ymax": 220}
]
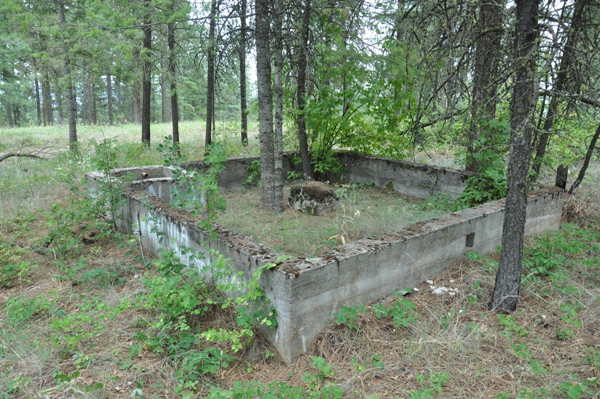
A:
[{"xmin": 0, "ymin": 128, "xmax": 598, "ymax": 398}]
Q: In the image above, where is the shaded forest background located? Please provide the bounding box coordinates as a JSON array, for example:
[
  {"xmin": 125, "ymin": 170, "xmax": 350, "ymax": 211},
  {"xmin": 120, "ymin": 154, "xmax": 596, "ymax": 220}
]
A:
[{"xmin": 1, "ymin": 0, "xmax": 598, "ymax": 180}]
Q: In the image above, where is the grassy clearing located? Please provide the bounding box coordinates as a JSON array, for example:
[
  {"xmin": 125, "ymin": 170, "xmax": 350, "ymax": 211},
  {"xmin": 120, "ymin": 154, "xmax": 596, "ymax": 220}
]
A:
[
  {"xmin": 0, "ymin": 128, "xmax": 599, "ymax": 398},
  {"xmin": 217, "ymin": 183, "xmax": 451, "ymax": 257}
]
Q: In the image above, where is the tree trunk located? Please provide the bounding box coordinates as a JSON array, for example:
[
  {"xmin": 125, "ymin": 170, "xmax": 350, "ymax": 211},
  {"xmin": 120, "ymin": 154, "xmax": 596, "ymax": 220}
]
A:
[
  {"xmin": 55, "ymin": 75, "xmax": 63, "ymax": 124},
  {"xmin": 141, "ymin": 0, "xmax": 152, "ymax": 145},
  {"xmin": 168, "ymin": 5, "xmax": 180, "ymax": 145},
  {"xmin": 161, "ymin": 69, "xmax": 169, "ymax": 123},
  {"xmin": 555, "ymin": 164, "xmax": 568, "ymax": 189},
  {"xmin": 296, "ymin": 0, "xmax": 314, "ymax": 180},
  {"xmin": 273, "ymin": 0, "xmax": 284, "ymax": 213},
  {"xmin": 568, "ymin": 122, "xmax": 600, "ymax": 194},
  {"xmin": 90, "ymin": 82, "xmax": 97, "ymax": 124},
  {"xmin": 116, "ymin": 78, "xmax": 122, "ymax": 121},
  {"xmin": 33, "ymin": 59, "xmax": 42, "ymax": 126},
  {"xmin": 59, "ymin": 0, "xmax": 77, "ymax": 149},
  {"xmin": 491, "ymin": 0, "xmax": 541, "ymax": 313},
  {"xmin": 6, "ymin": 104, "xmax": 14, "ymax": 127},
  {"xmin": 531, "ymin": 0, "xmax": 587, "ymax": 178},
  {"xmin": 42, "ymin": 71, "xmax": 54, "ymax": 125},
  {"xmin": 132, "ymin": 80, "xmax": 141, "ymax": 124},
  {"xmin": 107, "ymin": 73, "xmax": 114, "ymax": 125},
  {"xmin": 466, "ymin": 0, "xmax": 505, "ymax": 173},
  {"xmin": 256, "ymin": 0, "xmax": 275, "ymax": 209},
  {"xmin": 239, "ymin": 0, "xmax": 248, "ymax": 146},
  {"xmin": 205, "ymin": 0, "xmax": 217, "ymax": 149}
]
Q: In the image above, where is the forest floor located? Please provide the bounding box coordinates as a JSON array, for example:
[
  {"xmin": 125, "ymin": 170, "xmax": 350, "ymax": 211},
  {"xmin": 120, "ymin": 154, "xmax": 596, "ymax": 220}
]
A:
[{"xmin": 0, "ymin": 123, "xmax": 599, "ymax": 398}]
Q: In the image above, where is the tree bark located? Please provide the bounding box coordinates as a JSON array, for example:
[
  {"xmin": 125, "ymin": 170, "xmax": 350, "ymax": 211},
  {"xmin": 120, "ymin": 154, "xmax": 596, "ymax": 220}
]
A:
[
  {"xmin": 6, "ymin": 104, "xmax": 14, "ymax": 127},
  {"xmin": 296, "ymin": 0, "xmax": 314, "ymax": 180},
  {"xmin": 82, "ymin": 74, "xmax": 90, "ymax": 124},
  {"xmin": 90, "ymin": 82, "xmax": 97, "ymax": 124},
  {"xmin": 107, "ymin": 74, "xmax": 114, "ymax": 125},
  {"xmin": 42, "ymin": 71, "xmax": 54, "ymax": 126},
  {"xmin": 466, "ymin": 0, "xmax": 505, "ymax": 173},
  {"xmin": 59, "ymin": 0, "xmax": 77, "ymax": 150},
  {"xmin": 256, "ymin": 0, "xmax": 275, "ymax": 209},
  {"xmin": 531, "ymin": 0, "xmax": 587, "ymax": 178},
  {"xmin": 239, "ymin": 0, "xmax": 248, "ymax": 146},
  {"xmin": 141, "ymin": 0, "xmax": 152, "ymax": 145},
  {"xmin": 132, "ymin": 80, "xmax": 141, "ymax": 124},
  {"xmin": 205, "ymin": 0, "xmax": 217, "ymax": 149},
  {"xmin": 33, "ymin": 58, "xmax": 42, "ymax": 126},
  {"xmin": 568, "ymin": 122, "xmax": 600, "ymax": 194},
  {"xmin": 55, "ymin": 74, "xmax": 63, "ymax": 124},
  {"xmin": 491, "ymin": 0, "xmax": 541, "ymax": 313},
  {"xmin": 273, "ymin": 0, "xmax": 284, "ymax": 213},
  {"xmin": 168, "ymin": 4, "xmax": 180, "ymax": 145}
]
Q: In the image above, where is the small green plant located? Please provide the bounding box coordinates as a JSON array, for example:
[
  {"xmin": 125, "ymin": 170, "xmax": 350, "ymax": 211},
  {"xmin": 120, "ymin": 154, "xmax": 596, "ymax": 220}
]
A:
[
  {"xmin": 374, "ymin": 294, "xmax": 419, "ymax": 328},
  {"xmin": 245, "ymin": 159, "xmax": 261, "ymax": 186},
  {"xmin": 410, "ymin": 371, "xmax": 450, "ymax": 399},
  {"xmin": 511, "ymin": 343, "xmax": 548, "ymax": 375},
  {"xmin": 159, "ymin": 136, "xmax": 226, "ymax": 234},
  {"xmin": 498, "ymin": 314, "xmax": 529, "ymax": 339},
  {"xmin": 334, "ymin": 304, "xmax": 367, "ymax": 330},
  {"xmin": 420, "ymin": 193, "xmax": 454, "ymax": 212},
  {"xmin": 584, "ymin": 346, "xmax": 600, "ymax": 371},
  {"xmin": 557, "ymin": 300, "xmax": 582, "ymax": 340},
  {"xmin": 287, "ymin": 170, "xmax": 302, "ymax": 180},
  {"xmin": 303, "ymin": 356, "xmax": 337, "ymax": 390},
  {"xmin": 5, "ymin": 293, "xmax": 52, "ymax": 326},
  {"xmin": 558, "ymin": 377, "xmax": 598, "ymax": 399},
  {"xmin": 0, "ymin": 258, "xmax": 37, "ymax": 288},
  {"xmin": 454, "ymin": 172, "xmax": 507, "ymax": 211}
]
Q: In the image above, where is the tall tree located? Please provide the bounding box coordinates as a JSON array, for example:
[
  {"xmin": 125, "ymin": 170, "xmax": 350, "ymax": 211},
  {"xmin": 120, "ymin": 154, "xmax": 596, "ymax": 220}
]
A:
[
  {"xmin": 239, "ymin": 0, "xmax": 248, "ymax": 146},
  {"xmin": 466, "ymin": 0, "xmax": 506, "ymax": 173},
  {"xmin": 58, "ymin": 0, "xmax": 77, "ymax": 149},
  {"xmin": 491, "ymin": 0, "xmax": 541, "ymax": 313},
  {"xmin": 273, "ymin": 0, "xmax": 284, "ymax": 213},
  {"xmin": 255, "ymin": 0, "xmax": 277, "ymax": 209},
  {"xmin": 531, "ymin": 0, "xmax": 588, "ymax": 178},
  {"xmin": 141, "ymin": 0, "xmax": 152, "ymax": 145},
  {"xmin": 205, "ymin": 0, "xmax": 218, "ymax": 148},
  {"xmin": 107, "ymin": 74, "xmax": 114, "ymax": 125},
  {"xmin": 42, "ymin": 72, "xmax": 54, "ymax": 125},
  {"xmin": 168, "ymin": 0, "xmax": 180, "ymax": 145},
  {"xmin": 32, "ymin": 58, "xmax": 42, "ymax": 126},
  {"xmin": 296, "ymin": 0, "xmax": 314, "ymax": 180}
]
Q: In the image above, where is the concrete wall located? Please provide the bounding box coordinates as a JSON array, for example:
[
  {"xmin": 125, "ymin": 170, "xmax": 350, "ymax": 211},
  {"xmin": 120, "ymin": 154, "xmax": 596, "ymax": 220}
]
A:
[
  {"xmin": 85, "ymin": 154, "xmax": 563, "ymax": 364},
  {"xmin": 326, "ymin": 152, "xmax": 474, "ymax": 199}
]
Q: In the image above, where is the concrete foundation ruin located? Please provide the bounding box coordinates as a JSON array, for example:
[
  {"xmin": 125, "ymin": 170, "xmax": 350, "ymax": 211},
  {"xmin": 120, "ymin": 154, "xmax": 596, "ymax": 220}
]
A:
[{"xmin": 86, "ymin": 152, "xmax": 564, "ymax": 364}]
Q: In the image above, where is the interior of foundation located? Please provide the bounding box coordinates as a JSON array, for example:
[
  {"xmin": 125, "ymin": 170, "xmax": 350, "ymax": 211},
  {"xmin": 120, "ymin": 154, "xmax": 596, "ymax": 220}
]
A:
[{"xmin": 216, "ymin": 182, "xmax": 451, "ymax": 257}]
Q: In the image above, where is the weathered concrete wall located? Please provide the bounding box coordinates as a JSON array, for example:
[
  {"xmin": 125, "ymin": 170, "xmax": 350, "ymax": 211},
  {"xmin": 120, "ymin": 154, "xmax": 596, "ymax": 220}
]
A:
[
  {"xmin": 325, "ymin": 152, "xmax": 474, "ymax": 199},
  {"xmin": 85, "ymin": 155, "xmax": 563, "ymax": 364}
]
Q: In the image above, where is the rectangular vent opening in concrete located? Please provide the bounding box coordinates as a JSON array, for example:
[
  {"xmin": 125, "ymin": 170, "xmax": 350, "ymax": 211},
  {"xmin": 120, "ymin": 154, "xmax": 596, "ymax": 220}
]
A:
[{"xmin": 466, "ymin": 232, "xmax": 475, "ymax": 247}]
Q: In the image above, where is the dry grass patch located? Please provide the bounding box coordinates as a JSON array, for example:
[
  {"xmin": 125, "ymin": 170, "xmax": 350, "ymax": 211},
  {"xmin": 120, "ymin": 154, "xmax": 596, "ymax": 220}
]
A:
[{"xmin": 217, "ymin": 183, "xmax": 450, "ymax": 257}]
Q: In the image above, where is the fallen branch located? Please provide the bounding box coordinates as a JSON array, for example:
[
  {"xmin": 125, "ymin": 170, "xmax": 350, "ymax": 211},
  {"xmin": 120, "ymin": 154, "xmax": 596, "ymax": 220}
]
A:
[{"xmin": 0, "ymin": 153, "xmax": 45, "ymax": 163}]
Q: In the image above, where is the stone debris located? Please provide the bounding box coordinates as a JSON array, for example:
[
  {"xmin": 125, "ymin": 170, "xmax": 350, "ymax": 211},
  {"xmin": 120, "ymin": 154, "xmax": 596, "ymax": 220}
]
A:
[{"xmin": 418, "ymin": 279, "xmax": 461, "ymax": 296}]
